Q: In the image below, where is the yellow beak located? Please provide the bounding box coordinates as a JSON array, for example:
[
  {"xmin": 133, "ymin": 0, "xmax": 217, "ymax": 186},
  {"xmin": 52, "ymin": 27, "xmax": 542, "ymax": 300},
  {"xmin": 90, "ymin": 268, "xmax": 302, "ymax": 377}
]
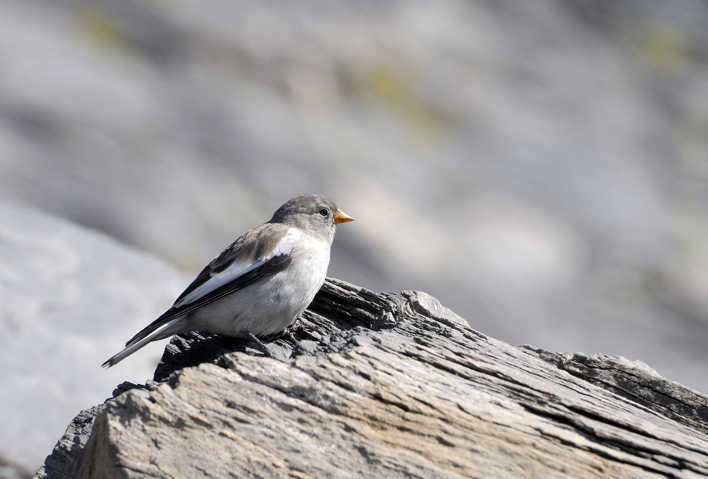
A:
[{"xmin": 333, "ymin": 209, "xmax": 354, "ymax": 224}]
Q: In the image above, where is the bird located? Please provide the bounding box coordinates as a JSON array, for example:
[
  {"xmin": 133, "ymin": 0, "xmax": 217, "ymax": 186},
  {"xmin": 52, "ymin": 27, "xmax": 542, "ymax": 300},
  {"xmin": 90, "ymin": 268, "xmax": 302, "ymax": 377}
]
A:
[{"xmin": 102, "ymin": 194, "xmax": 353, "ymax": 367}]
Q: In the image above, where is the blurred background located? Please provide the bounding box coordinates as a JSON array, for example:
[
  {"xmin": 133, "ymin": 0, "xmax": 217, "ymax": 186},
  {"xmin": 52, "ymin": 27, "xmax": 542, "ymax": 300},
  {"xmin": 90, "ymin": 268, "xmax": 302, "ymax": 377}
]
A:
[{"xmin": 3, "ymin": 0, "xmax": 708, "ymax": 473}]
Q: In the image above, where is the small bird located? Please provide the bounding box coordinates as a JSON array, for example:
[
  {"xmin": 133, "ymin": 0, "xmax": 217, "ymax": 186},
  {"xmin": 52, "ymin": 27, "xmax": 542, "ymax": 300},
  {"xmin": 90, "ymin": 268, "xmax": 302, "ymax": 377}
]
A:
[{"xmin": 103, "ymin": 194, "xmax": 353, "ymax": 367}]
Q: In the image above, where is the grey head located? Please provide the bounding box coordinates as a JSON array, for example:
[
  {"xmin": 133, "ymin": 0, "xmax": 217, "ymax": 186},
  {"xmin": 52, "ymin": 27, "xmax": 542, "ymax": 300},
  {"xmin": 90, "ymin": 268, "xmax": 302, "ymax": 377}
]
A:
[{"xmin": 269, "ymin": 194, "xmax": 353, "ymax": 242}]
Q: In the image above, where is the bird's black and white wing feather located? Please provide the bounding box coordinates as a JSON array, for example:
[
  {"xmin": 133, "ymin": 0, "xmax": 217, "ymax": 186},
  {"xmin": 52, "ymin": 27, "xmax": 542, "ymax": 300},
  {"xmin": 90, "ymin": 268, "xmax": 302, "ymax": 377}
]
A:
[{"xmin": 101, "ymin": 223, "xmax": 296, "ymax": 367}]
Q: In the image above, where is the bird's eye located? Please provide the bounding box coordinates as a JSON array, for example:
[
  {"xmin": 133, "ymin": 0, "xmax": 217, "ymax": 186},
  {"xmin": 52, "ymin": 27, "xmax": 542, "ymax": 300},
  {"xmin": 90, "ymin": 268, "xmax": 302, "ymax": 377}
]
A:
[{"xmin": 319, "ymin": 208, "xmax": 329, "ymax": 217}]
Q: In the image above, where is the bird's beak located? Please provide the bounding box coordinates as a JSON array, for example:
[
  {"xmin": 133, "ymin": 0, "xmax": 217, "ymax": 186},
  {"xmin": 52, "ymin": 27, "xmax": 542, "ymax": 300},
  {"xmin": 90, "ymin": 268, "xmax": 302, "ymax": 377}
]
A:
[{"xmin": 333, "ymin": 209, "xmax": 354, "ymax": 224}]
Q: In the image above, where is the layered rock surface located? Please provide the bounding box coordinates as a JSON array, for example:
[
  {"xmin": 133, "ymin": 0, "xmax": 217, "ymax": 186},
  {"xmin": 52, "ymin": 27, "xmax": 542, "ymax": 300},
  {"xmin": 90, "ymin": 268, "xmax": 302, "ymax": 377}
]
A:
[{"xmin": 37, "ymin": 279, "xmax": 708, "ymax": 478}]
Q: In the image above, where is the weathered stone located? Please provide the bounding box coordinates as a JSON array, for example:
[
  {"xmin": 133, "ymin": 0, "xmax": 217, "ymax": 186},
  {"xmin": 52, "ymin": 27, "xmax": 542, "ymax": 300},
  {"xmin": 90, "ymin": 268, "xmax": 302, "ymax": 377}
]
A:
[{"xmin": 37, "ymin": 279, "xmax": 708, "ymax": 478}]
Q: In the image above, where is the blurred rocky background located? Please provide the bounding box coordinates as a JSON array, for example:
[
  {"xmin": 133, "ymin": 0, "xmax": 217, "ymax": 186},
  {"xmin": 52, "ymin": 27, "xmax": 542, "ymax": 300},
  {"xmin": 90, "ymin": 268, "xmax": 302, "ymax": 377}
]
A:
[{"xmin": 3, "ymin": 0, "xmax": 708, "ymax": 475}]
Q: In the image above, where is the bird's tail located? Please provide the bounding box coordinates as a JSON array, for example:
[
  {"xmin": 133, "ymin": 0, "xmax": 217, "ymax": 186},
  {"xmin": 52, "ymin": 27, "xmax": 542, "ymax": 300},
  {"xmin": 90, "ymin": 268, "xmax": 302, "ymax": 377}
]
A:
[{"xmin": 101, "ymin": 317, "xmax": 187, "ymax": 368}]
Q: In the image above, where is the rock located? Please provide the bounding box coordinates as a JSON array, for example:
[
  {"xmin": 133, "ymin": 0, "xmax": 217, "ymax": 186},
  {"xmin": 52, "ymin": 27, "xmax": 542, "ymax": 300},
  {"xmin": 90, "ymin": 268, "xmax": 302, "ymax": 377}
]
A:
[
  {"xmin": 36, "ymin": 279, "xmax": 708, "ymax": 478},
  {"xmin": 0, "ymin": 203, "xmax": 189, "ymax": 473}
]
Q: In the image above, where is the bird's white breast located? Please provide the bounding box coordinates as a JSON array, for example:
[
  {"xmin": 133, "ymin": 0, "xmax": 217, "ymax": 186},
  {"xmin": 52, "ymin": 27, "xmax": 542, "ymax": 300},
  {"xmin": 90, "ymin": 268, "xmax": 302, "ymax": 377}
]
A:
[{"xmin": 188, "ymin": 227, "xmax": 332, "ymax": 337}]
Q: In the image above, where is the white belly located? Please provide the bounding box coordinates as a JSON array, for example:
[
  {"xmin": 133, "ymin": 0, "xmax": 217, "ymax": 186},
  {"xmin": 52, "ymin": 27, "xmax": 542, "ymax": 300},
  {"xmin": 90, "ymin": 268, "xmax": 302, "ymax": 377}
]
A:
[{"xmin": 188, "ymin": 235, "xmax": 331, "ymax": 337}]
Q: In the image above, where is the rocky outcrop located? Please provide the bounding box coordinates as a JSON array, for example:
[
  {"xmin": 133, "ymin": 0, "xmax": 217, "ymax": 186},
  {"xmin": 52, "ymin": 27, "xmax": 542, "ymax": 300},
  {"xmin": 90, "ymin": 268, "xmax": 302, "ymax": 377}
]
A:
[{"xmin": 37, "ymin": 279, "xmax": 708, "ymax": 478}]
